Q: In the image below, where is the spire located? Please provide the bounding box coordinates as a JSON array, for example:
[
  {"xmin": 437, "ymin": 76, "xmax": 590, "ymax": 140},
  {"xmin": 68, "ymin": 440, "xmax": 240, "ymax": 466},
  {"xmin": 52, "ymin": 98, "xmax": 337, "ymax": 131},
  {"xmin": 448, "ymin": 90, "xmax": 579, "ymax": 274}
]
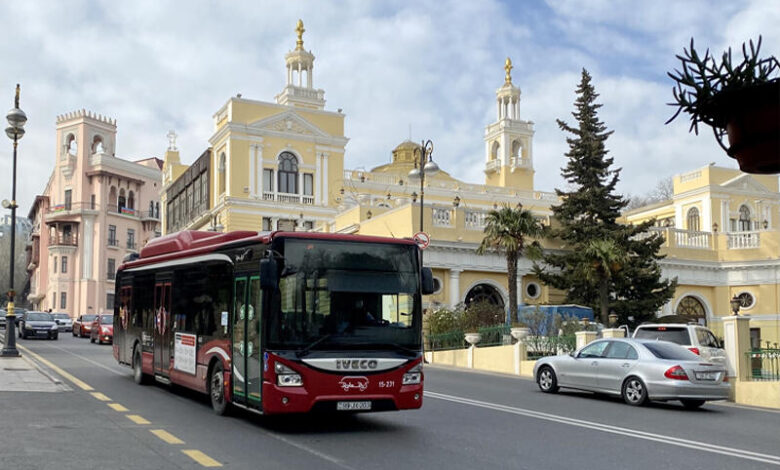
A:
[
  {"xmin": 295, "ymin": 19, "xmax": 305, "ymax": 51},
  {"xmin": 504, "ymin": 57, "xmax": 513, "ymax": 85}
]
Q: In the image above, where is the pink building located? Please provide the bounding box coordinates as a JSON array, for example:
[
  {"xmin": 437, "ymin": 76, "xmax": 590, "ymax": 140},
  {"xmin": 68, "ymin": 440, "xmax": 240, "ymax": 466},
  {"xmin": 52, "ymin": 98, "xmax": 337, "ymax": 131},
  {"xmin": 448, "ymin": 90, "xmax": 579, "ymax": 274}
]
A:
[{"xmin": 27, "ymin": 110, "xmax": 162, "ymax": 318}]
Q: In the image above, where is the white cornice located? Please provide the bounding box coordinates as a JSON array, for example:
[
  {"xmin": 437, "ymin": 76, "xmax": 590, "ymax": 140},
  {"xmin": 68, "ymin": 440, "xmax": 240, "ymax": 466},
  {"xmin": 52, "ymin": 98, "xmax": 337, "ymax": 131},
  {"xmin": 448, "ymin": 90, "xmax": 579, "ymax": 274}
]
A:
[{"xmin": 89, "ymin": 154, "xmax": 162, "ymax": 181}]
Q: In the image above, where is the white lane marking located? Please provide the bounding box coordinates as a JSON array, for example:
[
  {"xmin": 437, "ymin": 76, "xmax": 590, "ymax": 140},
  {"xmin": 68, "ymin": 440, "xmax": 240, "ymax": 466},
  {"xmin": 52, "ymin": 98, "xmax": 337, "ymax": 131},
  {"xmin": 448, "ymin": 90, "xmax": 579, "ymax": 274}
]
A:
[
  {"xmin": 426, "ymin": 391, "xmax": 780, "ymax": 466},
  {"xmin": 29, "ymin": 341, "xmax": 128, "ymax": 377},
  {"xmin": 254, "ymin": 429, "xmax": 356, "ymax": 470}
]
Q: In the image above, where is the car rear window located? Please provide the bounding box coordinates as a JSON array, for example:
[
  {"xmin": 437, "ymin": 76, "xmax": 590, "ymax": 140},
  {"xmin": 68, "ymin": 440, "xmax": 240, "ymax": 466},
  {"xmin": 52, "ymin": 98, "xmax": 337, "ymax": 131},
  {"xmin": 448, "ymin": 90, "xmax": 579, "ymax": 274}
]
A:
[
  {"xmin": 27, "ymin": 313, "xmax": 53, "ymax": 322},
  {"xmin": 642, "ymin": 342, "xmax": 699, "ymax": 360},
  {"xmin": 634, "ymin": 326, "xmax": 691, "ymax": 345}
]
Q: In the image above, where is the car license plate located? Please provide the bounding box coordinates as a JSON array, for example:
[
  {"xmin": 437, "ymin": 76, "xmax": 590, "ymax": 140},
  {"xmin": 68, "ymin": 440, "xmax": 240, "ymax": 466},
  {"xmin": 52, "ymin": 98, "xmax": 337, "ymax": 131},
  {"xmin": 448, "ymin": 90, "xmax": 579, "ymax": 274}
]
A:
[
  {"xmin": 336, "ymin": 401, "xmax": 371, "ymax": 411},
  {"xmin": 695, "ymin": 371, "xmax": 718, "ymax": 381}
]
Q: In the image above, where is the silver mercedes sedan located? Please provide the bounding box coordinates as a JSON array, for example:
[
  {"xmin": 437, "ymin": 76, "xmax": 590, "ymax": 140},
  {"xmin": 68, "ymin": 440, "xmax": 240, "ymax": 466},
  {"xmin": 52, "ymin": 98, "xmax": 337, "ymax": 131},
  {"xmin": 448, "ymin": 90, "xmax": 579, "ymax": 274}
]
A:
[{"xmin": 533, "ymin": 338, "xmax": 730, "ymax": 409}]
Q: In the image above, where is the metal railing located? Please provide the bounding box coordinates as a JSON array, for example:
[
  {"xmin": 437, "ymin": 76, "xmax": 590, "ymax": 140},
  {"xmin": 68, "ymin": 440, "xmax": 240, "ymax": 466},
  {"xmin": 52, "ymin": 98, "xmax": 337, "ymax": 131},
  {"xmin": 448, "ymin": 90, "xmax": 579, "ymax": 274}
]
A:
[
  {"xmin": 428, "ymin": 331, "xmax": 465, "ymax": 351},
  {"xmin": 50, "ymin": 234, "xmax": 78, "ymax": 247},
  {"xmin": 474, "ymin": 325, "xmax": 511, "ymax": 348},
  {"xmin": 747, "ymin": 348, "xmax": 780, "ymax": 381},
  {"xmin": 107, "ymin": 238, "xmax": 119, "ymax": 247}
]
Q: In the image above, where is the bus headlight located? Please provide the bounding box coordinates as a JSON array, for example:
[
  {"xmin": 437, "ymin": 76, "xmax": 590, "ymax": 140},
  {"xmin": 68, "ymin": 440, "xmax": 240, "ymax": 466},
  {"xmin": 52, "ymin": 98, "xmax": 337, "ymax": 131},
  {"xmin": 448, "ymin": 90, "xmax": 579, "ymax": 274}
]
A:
[
  {"xmin": 402, "ymin": 363, "xmax": 423, "ymax": 385},
  {"xmin": 275, "ymin": 362, "xmax": 303, "ymax": 387}
]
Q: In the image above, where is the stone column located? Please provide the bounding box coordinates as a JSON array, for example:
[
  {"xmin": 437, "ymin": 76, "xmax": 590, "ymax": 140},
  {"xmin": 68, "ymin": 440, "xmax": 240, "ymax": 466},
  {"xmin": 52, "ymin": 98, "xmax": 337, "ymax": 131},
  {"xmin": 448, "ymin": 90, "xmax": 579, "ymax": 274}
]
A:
[
  {"xmin": 513, "ymin": 341, "xmax": 527, "ymax": 375},
  {"xmin": 722, "ymin": 315, "xmax": 751, "ymax": 380},
  {"xmin": 602, "ymin": 328, "xmax": 625, "ymax": 339},
  {"xmin": 448, "ymin": 269, "xmax": 461, "ymax": 307},
  {"xmin": 575, "ymin": 331, "xmax": 597, "ymax": 350}
]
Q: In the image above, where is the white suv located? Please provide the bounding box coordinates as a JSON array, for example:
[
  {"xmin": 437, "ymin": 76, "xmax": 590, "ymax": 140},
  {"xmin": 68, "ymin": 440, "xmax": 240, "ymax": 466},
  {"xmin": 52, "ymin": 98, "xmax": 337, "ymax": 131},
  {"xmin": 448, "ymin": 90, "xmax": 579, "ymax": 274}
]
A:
[{"xmin": 632, "ymin": 323, "xmax": 726, "ymax": 364}]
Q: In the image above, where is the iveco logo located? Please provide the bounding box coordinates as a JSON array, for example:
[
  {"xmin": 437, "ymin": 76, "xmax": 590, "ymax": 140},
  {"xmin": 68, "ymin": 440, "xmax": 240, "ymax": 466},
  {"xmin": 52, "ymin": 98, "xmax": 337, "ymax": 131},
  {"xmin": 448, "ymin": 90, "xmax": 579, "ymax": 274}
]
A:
[{"xmin": 336, "ymin": 359, "xmax": 378, "ymax": 370}]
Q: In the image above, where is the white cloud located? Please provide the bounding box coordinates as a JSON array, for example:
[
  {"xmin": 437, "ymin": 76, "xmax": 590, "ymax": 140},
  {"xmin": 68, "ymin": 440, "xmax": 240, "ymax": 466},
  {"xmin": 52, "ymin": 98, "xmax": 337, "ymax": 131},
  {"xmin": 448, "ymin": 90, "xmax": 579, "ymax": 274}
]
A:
[{"xmin": 0, "ymin": 0, "xmax": 775, "ymax": 217}]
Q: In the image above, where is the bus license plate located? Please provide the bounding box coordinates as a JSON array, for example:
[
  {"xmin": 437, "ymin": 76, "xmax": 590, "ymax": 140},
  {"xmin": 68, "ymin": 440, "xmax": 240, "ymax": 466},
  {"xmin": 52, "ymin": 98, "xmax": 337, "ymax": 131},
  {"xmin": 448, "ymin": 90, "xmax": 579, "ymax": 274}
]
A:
[{"xmin": 336, "ymin": 401, "xmax": 371, "ymax": 411}]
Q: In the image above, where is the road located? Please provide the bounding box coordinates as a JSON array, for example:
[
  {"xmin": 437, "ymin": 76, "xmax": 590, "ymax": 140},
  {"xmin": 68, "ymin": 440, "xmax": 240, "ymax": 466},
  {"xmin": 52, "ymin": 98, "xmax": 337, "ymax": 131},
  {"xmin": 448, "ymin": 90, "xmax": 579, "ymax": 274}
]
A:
[{"xmin": 2, "ymin": 333, "xmax": 779, "ymax": 470}]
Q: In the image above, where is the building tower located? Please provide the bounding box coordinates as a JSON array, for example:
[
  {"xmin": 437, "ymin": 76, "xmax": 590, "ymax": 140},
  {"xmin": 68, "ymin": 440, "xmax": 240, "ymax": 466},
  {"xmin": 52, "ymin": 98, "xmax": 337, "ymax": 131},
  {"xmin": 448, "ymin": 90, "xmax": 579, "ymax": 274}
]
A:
[
  {"xmin": 275, "ymin": 19, "xmax": 326, "ymax": 110},
  {"xmin": 484, "ymin": 58, "xmax": 535, "ymax": 191}
]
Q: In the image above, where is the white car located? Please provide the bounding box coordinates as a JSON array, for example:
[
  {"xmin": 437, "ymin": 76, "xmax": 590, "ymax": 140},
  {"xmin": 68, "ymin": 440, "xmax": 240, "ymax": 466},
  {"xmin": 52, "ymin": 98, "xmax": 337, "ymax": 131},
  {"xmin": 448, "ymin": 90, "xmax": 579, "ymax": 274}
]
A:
[{"xmin": 633, "ymin": 323, "xmax": 725, "ymax": 364}]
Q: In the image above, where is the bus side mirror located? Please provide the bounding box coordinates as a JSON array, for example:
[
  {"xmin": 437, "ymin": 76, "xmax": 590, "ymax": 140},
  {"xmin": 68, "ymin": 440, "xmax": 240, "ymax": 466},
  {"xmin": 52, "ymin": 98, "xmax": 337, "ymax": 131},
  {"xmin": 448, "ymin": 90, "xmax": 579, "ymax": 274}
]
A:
[
  {"xmin": 421, "ymin": 267, "xmax": 435, "ymax": 295},
  {"xmin": 260, "ymin": 257, "xmax": 278, "ymax": 289}
]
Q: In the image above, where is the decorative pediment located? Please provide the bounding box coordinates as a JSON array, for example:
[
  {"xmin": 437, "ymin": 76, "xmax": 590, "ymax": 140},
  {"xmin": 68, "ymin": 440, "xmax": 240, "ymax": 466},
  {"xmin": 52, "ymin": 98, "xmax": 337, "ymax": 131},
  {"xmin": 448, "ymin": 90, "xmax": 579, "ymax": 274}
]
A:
[
  {"xmin": 250, "ymin": 111, "xmax": 329, "ymax": 138},
  {"xmin": 720, "ymin": 174, "xmax": 775, "ymax": 195}
]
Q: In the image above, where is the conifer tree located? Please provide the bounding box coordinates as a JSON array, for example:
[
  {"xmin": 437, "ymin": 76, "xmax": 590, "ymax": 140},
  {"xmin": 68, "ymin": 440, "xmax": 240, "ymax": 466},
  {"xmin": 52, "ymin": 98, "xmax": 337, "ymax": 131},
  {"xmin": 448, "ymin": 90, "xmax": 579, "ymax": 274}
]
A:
[{"xmin": 534, "ymin": 69, "xmax": 676, "ymax": 326}]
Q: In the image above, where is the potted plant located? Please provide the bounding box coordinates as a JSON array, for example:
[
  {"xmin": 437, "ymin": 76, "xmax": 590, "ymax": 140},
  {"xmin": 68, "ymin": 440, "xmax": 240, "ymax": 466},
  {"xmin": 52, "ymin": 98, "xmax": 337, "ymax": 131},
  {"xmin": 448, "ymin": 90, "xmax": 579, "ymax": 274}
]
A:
[
  {"xmin": 459, "ymin": 308, "xmax": 482, "ymax": 346},
  {"xmin": 510, "ymin": 321, "xmax": 530, "ymax": 341},
  {"xmin": 666, "ymin": 36, "xmax": 780, "ymax": 174}
]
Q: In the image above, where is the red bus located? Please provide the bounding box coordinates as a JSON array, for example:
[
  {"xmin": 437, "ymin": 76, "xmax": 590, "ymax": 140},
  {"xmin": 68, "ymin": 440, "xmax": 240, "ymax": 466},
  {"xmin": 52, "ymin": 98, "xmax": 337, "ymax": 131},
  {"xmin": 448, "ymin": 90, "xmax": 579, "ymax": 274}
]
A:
[{"xmin": 113, "ymin": 230, "xmax": 433, "ymax": 415}]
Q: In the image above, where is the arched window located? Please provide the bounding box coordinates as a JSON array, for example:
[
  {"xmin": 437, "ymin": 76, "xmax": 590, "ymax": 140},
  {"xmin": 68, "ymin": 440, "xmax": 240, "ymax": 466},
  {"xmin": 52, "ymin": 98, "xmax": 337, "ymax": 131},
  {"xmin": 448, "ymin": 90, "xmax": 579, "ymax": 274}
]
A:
[
  {"xmin": 92, "ymin": 135, "xmax": 104, "ymax": 154},
  {"xmin": 465, "ymin": 284, "xmax": 505, "ymax": 310},
  {"xmin": 738, "ymin": 205, "xmax": 751, "ymax": 231},
  {"xmin": 686, "ymin": 207, "xmax": 700, "ymax": 232},
  {"xmin": 278, "ymin": 152, "xmax": 299, "ymax": 194},
  {"xmin": 118, "ymin": 188, "xmax": 126, "ymax": 212},
  {"xmin": 490, "ymin": 141, "xmax": 500, "ymax": 161},
  {"xmin": 218, "ymin": 153, "xmax": 226, "ymax": 195},
  {"xmin": 128, "ymin": 191, "xmax": 135, "ymax": 210},
  {"xmin": 675, "ymin": 295, "xmax": 706, "ymax": 320},
  {"xmin": 511, "ymin": 140, "xmax": 522, "ymax": 161},
  {"xmin": 66, "ymin": 134, "xmax": 77, "ymax": 157}
]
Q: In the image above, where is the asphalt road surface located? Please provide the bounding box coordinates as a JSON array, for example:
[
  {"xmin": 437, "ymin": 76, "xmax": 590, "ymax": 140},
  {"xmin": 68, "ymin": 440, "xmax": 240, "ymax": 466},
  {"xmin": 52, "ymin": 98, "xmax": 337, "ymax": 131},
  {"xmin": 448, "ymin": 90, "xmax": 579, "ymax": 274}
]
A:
[{"xmin": 3, "ymin": 334, "xmax": 779, "ymax": 470}]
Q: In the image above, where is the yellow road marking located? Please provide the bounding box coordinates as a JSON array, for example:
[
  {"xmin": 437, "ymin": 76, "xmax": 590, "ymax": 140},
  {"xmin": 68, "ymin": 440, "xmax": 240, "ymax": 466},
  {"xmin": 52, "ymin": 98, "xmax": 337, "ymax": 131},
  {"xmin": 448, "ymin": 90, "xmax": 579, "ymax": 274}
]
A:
[
  {"xmin": 126, "ymin": 414, "xmax": 150, "ymax": 425},
  {"xmin": 150, "ymin": 429, "xmax": 185, "ymax": 445},
  {"xmin": 16, "ymin": 344, "xmax": 93, "ymax": 391},
  {"xmin": 182, "ymin": 450, "xmax": 222, "ymax": 467},
  {"xmin": 91, "ymin": 392, "xmax": 111, "ymax": 402},
  {"xmin": 108, "ymin": 403, "xmax": 129, "ymax": 412}
]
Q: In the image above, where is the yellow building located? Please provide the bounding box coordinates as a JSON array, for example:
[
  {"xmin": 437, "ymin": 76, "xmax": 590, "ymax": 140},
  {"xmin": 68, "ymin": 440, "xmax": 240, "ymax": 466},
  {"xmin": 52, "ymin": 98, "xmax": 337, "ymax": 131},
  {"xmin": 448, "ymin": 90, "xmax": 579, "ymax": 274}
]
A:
[{"xmin": 163, "ymin": 20, "xmax": 780, "ymax": 346}]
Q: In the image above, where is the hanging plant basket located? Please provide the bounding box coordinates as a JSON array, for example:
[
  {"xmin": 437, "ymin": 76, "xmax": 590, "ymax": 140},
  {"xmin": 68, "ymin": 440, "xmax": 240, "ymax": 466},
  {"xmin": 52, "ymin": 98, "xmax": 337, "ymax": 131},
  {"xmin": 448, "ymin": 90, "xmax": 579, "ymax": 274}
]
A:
[{"xmin": 709, "ymin": 81, "xmax": 780, "ymax": 174}]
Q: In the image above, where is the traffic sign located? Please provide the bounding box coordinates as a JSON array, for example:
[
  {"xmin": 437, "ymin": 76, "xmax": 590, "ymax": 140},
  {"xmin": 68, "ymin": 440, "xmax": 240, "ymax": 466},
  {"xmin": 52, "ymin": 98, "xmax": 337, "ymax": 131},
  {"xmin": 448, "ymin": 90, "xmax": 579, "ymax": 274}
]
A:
[{"xmin": 413, "ymin": 232, "xmax": 430, "ymax": 250}]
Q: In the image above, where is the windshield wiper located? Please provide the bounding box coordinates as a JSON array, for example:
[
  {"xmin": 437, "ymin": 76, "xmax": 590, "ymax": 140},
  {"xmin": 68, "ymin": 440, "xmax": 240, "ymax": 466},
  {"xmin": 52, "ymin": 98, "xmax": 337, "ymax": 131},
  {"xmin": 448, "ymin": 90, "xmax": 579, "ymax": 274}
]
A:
[{"xmin": 296, "ymin": 334, "xmax": 332, "ymax": 358}]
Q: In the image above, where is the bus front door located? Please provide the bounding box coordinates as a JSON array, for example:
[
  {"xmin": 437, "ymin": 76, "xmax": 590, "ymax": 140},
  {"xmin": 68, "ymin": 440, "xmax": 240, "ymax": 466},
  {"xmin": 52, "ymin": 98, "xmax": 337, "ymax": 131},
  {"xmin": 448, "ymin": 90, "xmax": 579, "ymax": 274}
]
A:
[
  {"xmin": 153, "ymin": 282, "xmax": 172, "ymax": 375},
  {"xmin": 232, "ymin": 275, "xmax": 262, "ymax": 409}
]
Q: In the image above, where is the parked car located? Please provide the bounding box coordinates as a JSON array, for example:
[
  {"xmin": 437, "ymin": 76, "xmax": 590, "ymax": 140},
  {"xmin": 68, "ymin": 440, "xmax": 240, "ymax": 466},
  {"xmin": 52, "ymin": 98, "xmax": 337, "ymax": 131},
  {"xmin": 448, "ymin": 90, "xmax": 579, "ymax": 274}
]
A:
[
  {"xmin": 90, "ymin": 314, "xmax": 114, "ymax": 344},
  {"xmin": 51, "ymin": 313, "xmax": 73, "ymax": 332},
  {"xmin": 73, "ymin": 314, "xmax": 98, "ymax": 337},
  {"xmin": 633, "ymin": 323, "xmax": 725, "ymax": 364},
  {"xmin": 3, "ymin": 307, "xmax": 28, "ymax": 327},
  {"xmin": 18, "ymin": 312, "xmax": 59, "ymax": 340},
  {"xmin": 533, "ymin": 338, "xmax": 729, "ymax": 409}
]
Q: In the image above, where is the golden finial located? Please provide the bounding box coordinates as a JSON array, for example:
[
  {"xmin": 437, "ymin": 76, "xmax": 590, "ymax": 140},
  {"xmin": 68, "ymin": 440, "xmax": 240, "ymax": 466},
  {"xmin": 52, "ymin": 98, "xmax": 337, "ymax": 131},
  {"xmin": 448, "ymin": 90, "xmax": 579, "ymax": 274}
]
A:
[
  {"xmin": 295, "ymin": 19, "xmax": 305, "ymax": 50},
  {"xmin": 504, "ymin": 57, "xmax": 513, "ymax": 85}
]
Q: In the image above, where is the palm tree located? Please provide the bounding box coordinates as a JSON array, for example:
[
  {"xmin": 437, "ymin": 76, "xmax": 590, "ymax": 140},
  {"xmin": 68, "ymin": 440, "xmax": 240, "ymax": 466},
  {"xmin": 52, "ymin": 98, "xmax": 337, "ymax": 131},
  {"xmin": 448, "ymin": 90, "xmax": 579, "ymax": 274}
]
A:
[
  {"xmin": 476, "ymin": 204, "xmax": 544, "ymax": 325},
  {"xmin": 578, "ymin": 238, "xmax": 629, "ymax": 325}
]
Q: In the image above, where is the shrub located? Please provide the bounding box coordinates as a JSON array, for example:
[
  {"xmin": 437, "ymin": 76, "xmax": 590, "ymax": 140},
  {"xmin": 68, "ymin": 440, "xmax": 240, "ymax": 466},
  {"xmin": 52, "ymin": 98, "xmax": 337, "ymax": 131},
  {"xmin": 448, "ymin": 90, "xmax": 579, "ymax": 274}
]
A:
[{"xmin": 459, "ymin": 300, "xmax": 504, "ymax": 332}]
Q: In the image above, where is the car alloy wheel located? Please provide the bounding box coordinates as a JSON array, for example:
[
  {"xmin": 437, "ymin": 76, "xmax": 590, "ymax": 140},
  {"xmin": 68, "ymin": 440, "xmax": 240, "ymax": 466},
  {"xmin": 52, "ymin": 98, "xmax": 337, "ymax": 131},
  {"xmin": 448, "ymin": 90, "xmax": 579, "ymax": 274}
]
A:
[
  {"xmin": 537, "ymin": 366, "xmax": 559, "ymax": 393},
  {"xmin": 622, "ymin": 377, "xmax": 648, "ymax": 406}
]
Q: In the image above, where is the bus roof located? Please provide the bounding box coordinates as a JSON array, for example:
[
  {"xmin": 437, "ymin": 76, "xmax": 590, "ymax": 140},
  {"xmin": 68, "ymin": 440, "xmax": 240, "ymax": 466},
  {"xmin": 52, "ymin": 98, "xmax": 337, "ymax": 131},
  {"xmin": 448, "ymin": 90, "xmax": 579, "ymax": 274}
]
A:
[{"xmin": 121, "ymin": 230, "xmax": 417, "ymax": 271}]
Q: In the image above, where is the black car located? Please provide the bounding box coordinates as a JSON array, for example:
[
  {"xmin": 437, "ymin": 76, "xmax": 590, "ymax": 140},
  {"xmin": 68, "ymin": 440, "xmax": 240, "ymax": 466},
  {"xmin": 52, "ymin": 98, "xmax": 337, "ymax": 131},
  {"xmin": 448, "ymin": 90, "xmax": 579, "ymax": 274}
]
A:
[{"xmin": 18, "ymin": 312, "xmax": 59, "ymax": 340}]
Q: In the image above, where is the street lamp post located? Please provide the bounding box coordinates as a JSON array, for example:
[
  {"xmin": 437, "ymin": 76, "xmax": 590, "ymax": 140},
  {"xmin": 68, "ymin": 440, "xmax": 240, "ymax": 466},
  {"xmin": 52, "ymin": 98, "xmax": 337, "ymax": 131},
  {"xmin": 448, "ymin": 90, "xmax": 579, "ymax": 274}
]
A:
[
  {"xmin": 2, "ymin": 84, "xmax": 26, "ymax": 358},
  {"xmin": 408, "ymin": 140, "xmax": 438, "ymax": 265}
]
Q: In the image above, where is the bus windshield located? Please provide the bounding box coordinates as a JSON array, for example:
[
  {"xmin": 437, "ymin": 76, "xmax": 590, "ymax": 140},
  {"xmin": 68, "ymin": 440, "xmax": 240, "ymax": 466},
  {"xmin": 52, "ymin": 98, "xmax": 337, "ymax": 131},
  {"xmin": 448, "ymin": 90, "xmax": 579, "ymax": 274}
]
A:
[{"xmin": 267, "ymin": 239, "xmax": 421, "ymax": 353}]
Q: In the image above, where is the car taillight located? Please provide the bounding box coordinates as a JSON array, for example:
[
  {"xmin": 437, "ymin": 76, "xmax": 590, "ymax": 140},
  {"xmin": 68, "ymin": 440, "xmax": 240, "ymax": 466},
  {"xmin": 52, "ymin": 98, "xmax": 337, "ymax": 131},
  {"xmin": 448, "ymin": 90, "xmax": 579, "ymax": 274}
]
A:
[
  {"xmin": 688, "ymin": 347, "xmax": 700, "ymax": 355},
  {"xmin": 664, "ymin": 365, "xmax": 689, "ymax": 381},
  {"xmin": 722, "ymin": 375, "xmax": 729, "ymax": 382}
]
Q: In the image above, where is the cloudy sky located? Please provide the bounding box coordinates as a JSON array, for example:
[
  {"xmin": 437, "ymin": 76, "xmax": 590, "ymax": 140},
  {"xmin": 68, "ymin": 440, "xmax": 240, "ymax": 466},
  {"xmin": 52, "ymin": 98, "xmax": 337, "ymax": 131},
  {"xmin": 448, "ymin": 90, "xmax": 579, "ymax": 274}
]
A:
[{"xmin": 1, "ymin": 0, "xmax": 778, "ymax": 213}]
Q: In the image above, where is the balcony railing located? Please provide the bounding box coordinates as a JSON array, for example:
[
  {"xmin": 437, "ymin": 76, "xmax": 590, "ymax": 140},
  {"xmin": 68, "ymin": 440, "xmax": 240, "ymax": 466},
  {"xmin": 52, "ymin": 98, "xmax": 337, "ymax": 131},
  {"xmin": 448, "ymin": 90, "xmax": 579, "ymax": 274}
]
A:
[
  {"xmin": 485, "ymin": 159, "xmax": 501, "ymax": 173},
  {"xmin": 107, "ymin": 238, "xmax": 119, "ymax": 247},
  {"xmin": 432, "ymin": 208, "xmax": 453, "ymax": 227},
  {"xmin": 747, "ymin": 348, "xmax": 779, "ymax": 381},
  {"xmin": 126, "ymin": 242, "xmax": 137, "ymax": 251},
  {"xmin": 261, "ymin": 192, "xmax": 315, "ymax": 205},
  {"xmin": 465, "ymin": 210, "xmax": 487, "ymax": 231},
  {"xmin": 50, "ymin": 234, "xmax": 78, "ymax": 247},
  {"xmin": 672, "ymin": 229, "xmax": 711, "ymax": 249},
  {"xmin": 728, "ymin": 231, "xmax": 760, "ymax": 249}
]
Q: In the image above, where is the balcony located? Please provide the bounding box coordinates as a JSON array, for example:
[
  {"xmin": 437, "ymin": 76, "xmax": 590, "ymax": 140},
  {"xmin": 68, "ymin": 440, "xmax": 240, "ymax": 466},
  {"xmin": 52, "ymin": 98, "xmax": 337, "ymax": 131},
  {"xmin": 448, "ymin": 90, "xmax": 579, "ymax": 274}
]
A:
[
  {"xmin": 484, "ymin": 159, "xmax": 501, "ymax": 174},
  {"xmin": 140, "ymin": 210, "xmax": 160, "ymax": 221},
  {"xmin": 728, "ymin": 231, "xmax": 760, "ymax": 249},
  {"xmin": 261, "ymin": 192, "xmax": 315, "ymax": 205},
  {"xmin": 432, "ymin": 208, "xmax": 453, "ymax": 227},
  {"xmin": 126, "ymin": 242, "xmax": 137, "ymax": 251},
  {"xmin": 50, "ymin": 233, "xmax": 78, "ymax": 247},
  {"xmin": 107, "ymin": 237, "xmax": 119, "ymax": 248},
  {"xmin": 44, "ymin": 201, "xmax": 97, "ymax": 222}
]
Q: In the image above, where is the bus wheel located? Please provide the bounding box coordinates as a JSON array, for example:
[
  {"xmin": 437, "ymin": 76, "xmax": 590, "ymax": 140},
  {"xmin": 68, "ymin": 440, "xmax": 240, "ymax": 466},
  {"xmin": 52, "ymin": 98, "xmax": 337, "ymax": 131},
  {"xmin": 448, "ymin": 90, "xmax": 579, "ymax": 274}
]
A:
[
  {"xmin": 209, "ymin": 362, "xmax": 229, "ymax": 416},
  {"xmin": 133, "ymin": 347, "xmax": 149, "ymax": 385}
]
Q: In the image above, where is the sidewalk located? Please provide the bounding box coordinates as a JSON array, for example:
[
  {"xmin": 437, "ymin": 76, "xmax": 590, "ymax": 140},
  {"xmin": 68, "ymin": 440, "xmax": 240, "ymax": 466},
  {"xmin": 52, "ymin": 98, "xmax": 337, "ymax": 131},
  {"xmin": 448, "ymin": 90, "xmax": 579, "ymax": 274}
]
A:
[{"xmin": 0, "ymin": 331, "xmax": 67, "ymax": 392}]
